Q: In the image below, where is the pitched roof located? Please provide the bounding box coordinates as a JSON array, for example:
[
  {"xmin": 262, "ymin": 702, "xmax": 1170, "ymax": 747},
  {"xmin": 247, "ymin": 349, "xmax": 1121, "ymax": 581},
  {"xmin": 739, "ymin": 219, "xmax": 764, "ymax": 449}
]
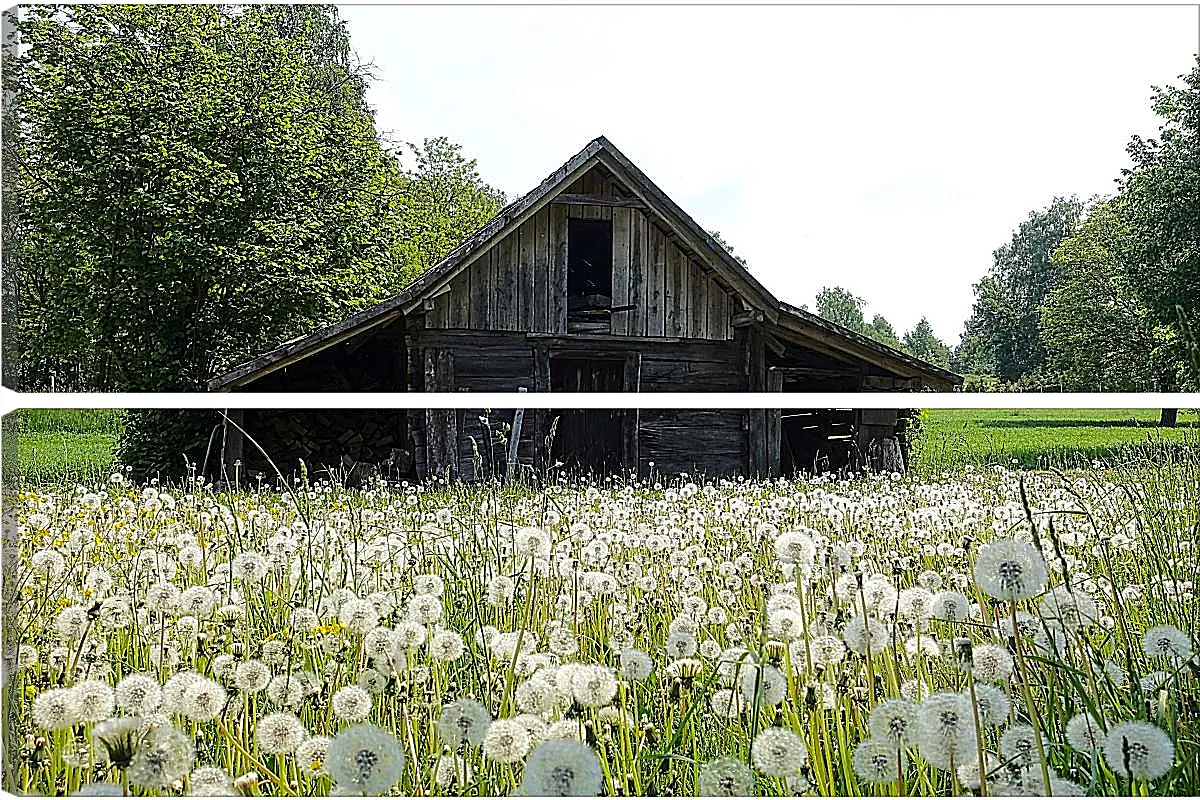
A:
[{"xmin": 210, "ymin": 135, "xmax": 960, "ymax": 390}]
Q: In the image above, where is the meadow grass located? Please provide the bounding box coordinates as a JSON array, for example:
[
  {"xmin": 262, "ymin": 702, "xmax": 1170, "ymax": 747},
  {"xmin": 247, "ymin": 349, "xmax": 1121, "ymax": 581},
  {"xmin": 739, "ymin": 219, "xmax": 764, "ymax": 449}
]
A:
[
  {"xmin": 7, "ymin": 410, "xmax": 125, "ymax": 486},
  {"xmin": 3, "ymin": 441, "xmax": 1197, "ymax": 797},
  {"xmin": 912, "ymin": 408, "xmax": 1199, "ymax": 473}
]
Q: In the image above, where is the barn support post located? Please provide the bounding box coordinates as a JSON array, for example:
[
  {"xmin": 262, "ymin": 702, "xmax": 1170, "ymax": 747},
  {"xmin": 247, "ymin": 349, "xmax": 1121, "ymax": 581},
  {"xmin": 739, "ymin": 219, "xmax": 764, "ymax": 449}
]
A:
[
  {"xmin": 856, "ymin": 409, "xmax": 903, "ymax": 473},
  {"xmin": 506, "ymin": 389, "xmax": 527, "ymax": 483},
  {"xmin": 531, "ymin": 345, "xmax": 552, "ymax": 473},
  {"xmin": 622, "ymin": 352, "xmax": 641, "ymax": 476},
  {"xmin": 746, "ymin": 326, "xmax": 768, "ymax": 476},
  {"xmin": 220, "ymin": 409, "xmax": 245, "ymax": 490},
  {"xmin": 767, "ymin": 368, "xmax": 783, "ymax": 478},
  {"xmin": 424, "ymin": 348, "xmax": 458, "ymax": 481}
]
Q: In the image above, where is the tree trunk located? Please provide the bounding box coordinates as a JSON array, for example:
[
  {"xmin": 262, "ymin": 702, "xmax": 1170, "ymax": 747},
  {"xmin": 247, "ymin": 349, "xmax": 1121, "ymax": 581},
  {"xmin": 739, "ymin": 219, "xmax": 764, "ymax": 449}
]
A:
[{"xmin": 1160, "ymin": 409, "xmax": 1178, "ymax": 428}]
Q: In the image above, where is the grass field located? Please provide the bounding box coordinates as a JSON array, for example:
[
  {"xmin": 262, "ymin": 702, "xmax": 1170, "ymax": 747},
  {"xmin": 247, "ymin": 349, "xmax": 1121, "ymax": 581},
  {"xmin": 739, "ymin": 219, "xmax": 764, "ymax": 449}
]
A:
[
  {"xmin": 4, "ymin": 408, "xmax": 1199, "ymax": 483},
  {"xmin": 7, "ymin": 409, "xmax": 125, "ymax": 484},
  {"xmin": 912, "ymin": 408, "xmax": 1199, "ymax": 473}
]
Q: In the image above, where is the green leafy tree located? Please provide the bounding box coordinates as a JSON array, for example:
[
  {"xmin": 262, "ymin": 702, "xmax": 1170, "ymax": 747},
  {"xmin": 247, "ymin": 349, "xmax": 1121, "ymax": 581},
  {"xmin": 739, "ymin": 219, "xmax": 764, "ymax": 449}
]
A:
[
  {"xmin": 1039, "ymin": 200, "xmax": 1168, "ymax": 391},
  {"xmin": 391, "ymin": 137, "xmax": 505, "ymax": 285},
  {"xmin": 867, "ymin": 314, "xmax": 903, "ymax": 350},
  {"xmin": 707, "ymin": 229, "xmax": 748, "ymax": 266},
  {"xmin": 5, "ymin": 4, "xmax": 406, "ymax": 391},
  {"xmin": 1116, "ymin": 56, "xmax": 1200, "ymax": 389},
  {"xmin": 902, "ymin": 317, "xmax": 951, "ymax": 369},
  {"xmin": 959, "ymin": 197, "xmax": 1084, "ymax": 381},
  {"xmin": 815, "ymin": 286, "xmax": 867, "ymax": 332}
]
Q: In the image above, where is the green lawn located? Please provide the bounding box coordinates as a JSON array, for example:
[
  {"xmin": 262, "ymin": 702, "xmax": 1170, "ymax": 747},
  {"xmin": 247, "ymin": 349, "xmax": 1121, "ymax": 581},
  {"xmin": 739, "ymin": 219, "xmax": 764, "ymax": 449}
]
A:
[
  {"xmin": 6, "ymin": 409, "xmax": 125, "ymax": 484},
  {"xmin": 912, "ymin": 408, "xmax": 1200, "ymax": 473},
  {"xmin": 5, "ymin": 408, "xmax": 1199, "ymax": 483}
]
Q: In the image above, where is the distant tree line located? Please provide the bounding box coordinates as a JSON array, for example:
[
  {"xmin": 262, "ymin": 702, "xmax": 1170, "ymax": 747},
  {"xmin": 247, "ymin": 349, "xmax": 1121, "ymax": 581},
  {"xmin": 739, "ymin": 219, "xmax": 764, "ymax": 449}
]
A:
[
  {"xmin": 807, "ymin": 56, "xmax": 1199, "ymax": 394},
  {"xmin": 808, "ymin": 287, "xmax": 952, "ymax": 370},
  {"xmin": 954, "ymin": 56, "xmax": 1199, "ymax": 392}
]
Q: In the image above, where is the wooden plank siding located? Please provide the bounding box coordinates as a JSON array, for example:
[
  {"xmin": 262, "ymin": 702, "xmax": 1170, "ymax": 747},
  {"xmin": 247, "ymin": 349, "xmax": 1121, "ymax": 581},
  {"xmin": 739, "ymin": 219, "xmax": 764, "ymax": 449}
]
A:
[{"xmin": 423, "ymin": 177, "xmax": 738, "ymax": 341}]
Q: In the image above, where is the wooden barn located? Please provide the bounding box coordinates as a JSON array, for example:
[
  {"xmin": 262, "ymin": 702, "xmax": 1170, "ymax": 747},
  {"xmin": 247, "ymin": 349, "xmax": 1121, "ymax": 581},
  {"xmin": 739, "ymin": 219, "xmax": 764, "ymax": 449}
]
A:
[{"xmin": 210, "ymin": 136, "xmax": 960, "ymax": 481}]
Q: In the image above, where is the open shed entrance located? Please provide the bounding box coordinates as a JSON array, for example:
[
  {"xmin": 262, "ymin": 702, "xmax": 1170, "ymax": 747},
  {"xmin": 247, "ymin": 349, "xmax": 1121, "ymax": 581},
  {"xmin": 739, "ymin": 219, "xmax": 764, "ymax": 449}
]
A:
[
  {"xmin": 548, "ymin": 356, "xmax": 629, "ymax": 475},
  {"xmin": 778, "ymin": 409, "xmax": 857, "ymax": 474}
]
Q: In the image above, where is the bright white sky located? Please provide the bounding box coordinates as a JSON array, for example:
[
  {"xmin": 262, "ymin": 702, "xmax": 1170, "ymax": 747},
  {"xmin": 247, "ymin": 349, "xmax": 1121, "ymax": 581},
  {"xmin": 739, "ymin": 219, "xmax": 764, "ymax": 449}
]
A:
[{"xmin": 338, "ymin": 4, "xmax": 1198, "ymax": 345}]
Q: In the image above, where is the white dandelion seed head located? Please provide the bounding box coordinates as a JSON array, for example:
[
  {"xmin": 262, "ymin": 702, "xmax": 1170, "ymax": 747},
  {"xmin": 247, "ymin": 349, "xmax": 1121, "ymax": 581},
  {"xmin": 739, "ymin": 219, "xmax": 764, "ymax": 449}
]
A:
[
  {"xmin": 1065, "ymin": 712, "xmax": 1107, "ymax": 753},
  {"xmin": 916, "ymin": 692, "xmax": 977, "ymax": 771},
  {"xmin": 298, "ymin": 735, "xmax": 333, "ymax": 777},
  {"xmin": 127, "ymin": 725, "xmax": 195, "ymax": 789},
  {"xmin": 256, "ymin": 712, "xmax": 307, "ymax": 754},
  {"xmin": 999, "ymin": 724, "xmax": 1040, "ymax": 767},
  {"xmin": 973, "ymin": 539, "xmax": 1048, "ymax": 602},
  {"xmin": 481, "ymin": 718, "xmax": 532, "ymax": 764},
  {"xmin": 234, "ymin": 660, "xmax": 272, "ymax": 693},
  {"xmin": 715, "ymin": 647, "xmax": 756, "ymax": 687},
  {"xmin": 569, "ymin": 664, "xmax": 618, "ymax": 708},
  {"xmin": 357, "ymin": 667, "xmax": 389, "ymax": 694},
  {"xmin": 1142, "ymin": 625, "xmax": 1193, "ymax": 662},
  {"xmin": 930, "ymin": 590, "xmax": 972, "ymax": 622},
  {"xmin": 619, "ymin": 648, "xmax": 653, "ymax": 681},
  {"xmin": 969, "ymin": 643, "xmax": 1015, "ymax": 683},
  {"xmin": 766, "ymin": 608, "xmax": 806, "ymax": 641},
  {"xmin": 189, "ymin": 765, "xmax": 233, "ymax": 793},
  {"xmin": 487, "ymin": 575, "xmax": 516, "ymax": 607},
  {"xmin": 437, "ymin": 699, "xmax": 493, "ymax": 747},
  {"xmin": 161, "ymin": 671, "xmax": 203, "ymax": 715},
  {"xmin": 72, "ymin": 679, "xmax": 116, "ymax": 723},
  {"xmin": 665, "ymin": 630, "xmax": 698, "ymax": 658},
  {"xmin": 332, "ymin": 686, "xmax": 373, "ymax": 723},
  {"xmin": 516, "ymin": 677, "xmax": 558, "ymax": 715},
  {"xmin": 1101, "ymin": 721, "xmax": 1175, "ymax": 780},
  {"xmin": 394, "ymin": 619, "xmax": 427, "ymax": 650},
  {"xmin": 428, "ymin": 629, "xmax": 465, "ymax": 663},
  {"xmin": 179, "ymin": 678, "xmax": 226, "ymax": 722},
  {"xmin": 434, "ymin": 752, "xmax": 473, "ymax": 789},
  {"xmin": 774, "ymin": 529, "xmax": 817, "ymax": 565},
  {"xmin": 1039, "ymin": 585, "xmax": 1099, "ymax": 631},
  {"xmin": 868, "ymin": 698, "xmax": 919, "ymax": 746},
  {"xmin": 967, "ymin": 684, "xmax": 1012, "ymax": 728},
  {"xmin": 32, "ymin": 687, "xmax": 81, "ymax": 730},
  {"xmin": 339, "ymin": 598, "xmax": 379, "ymax": 635},
  {"xmin": 853, "ymin": 739, "xmax": 905, "ymax": 784},
  {"xmin": 698, "ymin": 757, "xmax": 755, "ymax": 796},
  {"xmin": 326, "ymin": 723, "xmax": 406, "ymax": 794},
  {"xmin": 709, "ymin": 688, "xmax": 746, "ymax": 719},
  {"xmin": 407, "ymin": 593, "xmax": 443, "ymax": 625},
  {"xmin": 842, "ymin": 615, "xmax": 891, "ymax": 656},
  {"xmin": 265, "ymin": 673, "xmax": 305, "ymax": 708},
  {"xmin": 750, "ymin": 727, "xmax": 808, "ymax": 777},
  {"xmin": 412, "ymin": 573, "xmax": 445, "ymax": 596},
  {"xmin": 518, "ymin": 739, "xmax": 604, "ymax": 797},
  {"xmin": 738, "ymin": 663, "xmax": 787, "ymax": 708}
]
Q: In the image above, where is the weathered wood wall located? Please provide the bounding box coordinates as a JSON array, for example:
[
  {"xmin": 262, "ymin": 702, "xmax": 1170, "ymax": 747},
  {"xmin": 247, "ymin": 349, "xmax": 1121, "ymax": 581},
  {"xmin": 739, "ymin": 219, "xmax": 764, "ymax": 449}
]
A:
[{"xmin": 423, "ymin": 166, "xmax": 737, "ymax": 341}]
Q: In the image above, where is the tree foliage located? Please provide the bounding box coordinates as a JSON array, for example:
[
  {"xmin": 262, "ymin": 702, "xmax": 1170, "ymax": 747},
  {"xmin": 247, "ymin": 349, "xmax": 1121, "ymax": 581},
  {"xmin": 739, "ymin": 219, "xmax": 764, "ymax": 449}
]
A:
[
  {"xmin": 902, "ymin": 317, "xmax": 951, "ymax": 369},
  {"xmin": 1115, "ymin": 57, "xmax": 1200, "ymax": 388},
  {"xmin": 391, "ymin": 137, "xmax": 506, "ymax": 285},
  {"xmin": 957, "ymin": 197, "xmax": 1084, "ymax": 382},
  {"xmin": 815, "ymin": 287, "xmax": 867, "ymax": 332},
  {"xmin": 4, "ymin": 5, "xmax": 502, "ymax": 393},
  {"xmin": 1039, "ymin": 201, "xmax": 1168, "ymax": 391},
  {"xmin": 707, "ymin": 230, "xmax": 748, "ymax": 266}
]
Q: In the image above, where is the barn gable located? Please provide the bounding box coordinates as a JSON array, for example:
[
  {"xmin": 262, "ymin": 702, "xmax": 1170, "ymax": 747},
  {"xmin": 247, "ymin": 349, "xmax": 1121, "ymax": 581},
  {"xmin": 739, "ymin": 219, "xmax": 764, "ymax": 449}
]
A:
[{"xmin": 208, "ymin": 136, "xmax": 961, "ymax": 483}]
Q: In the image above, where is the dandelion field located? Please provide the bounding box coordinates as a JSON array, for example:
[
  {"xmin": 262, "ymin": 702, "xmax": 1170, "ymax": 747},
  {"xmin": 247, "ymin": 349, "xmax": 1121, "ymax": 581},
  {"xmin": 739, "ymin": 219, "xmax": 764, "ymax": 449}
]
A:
[{"xmin": 3, "ymin": 448, "xmax": 1199, "ymax": 796}]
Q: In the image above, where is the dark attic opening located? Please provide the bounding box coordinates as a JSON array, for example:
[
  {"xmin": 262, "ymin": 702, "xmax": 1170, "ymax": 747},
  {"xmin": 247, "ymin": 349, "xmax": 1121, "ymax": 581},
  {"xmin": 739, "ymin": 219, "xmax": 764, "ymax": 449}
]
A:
[{"xmin": 567, "ymin": 218, "xmax": 613, "ymax": 329}]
